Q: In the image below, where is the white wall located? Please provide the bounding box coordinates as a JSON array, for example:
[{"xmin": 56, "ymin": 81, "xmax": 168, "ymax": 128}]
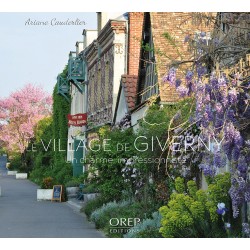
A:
[
  {"xmin": 67, "ymin": 83, "xmax": 85, "ymax": 163},
  {"xmin": 131, "ymin": 106, "xmax": 148, "ymax": 132},
  {"xmin": 115, "ymin": 87, "xmax": 128, "ymax": 124},
  {"xmin": 83, "ymin": 30, "xmax": 98, "ymax": 49},
  {"xmin": 67, "ymin": 29, "xmax": 98, "ymax": 167},
  {"xmin": 112, "ymin": 33, "xmax": 126, "ymax": 119}
]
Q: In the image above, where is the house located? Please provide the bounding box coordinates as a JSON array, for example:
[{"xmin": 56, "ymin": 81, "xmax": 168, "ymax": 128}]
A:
[
  {"xmin": 113, "ymin": 12, "xmax": 144, "ymax": 127},
  {"xmin": 84, "ymin": 13, "xmax": 128, "ymax": 145},
  {"xmin": 114, "ymin": 12, "xmax": 217, "ymax": 131},
  {"xmin": 66, "ymin": 30, "xmax": 97, "ymax": 176}
]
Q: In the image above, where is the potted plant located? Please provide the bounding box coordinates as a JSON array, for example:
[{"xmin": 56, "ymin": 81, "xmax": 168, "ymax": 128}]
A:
[
  {"xmin": 82, "ymin": 184, "xmax": 99, "ymax": 202},
  {"xmin": 65, "ymin": 179, "xmax": 80, "ymax": 199},
  {"xmin": 37, "ymin": 177, "xmax": 54, "ymax": 201}
]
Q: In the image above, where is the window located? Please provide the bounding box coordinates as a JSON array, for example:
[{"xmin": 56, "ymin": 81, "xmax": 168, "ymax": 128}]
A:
[{"xmin": 137, "ymin": 13, "xmax": 158, "ymax": 105}]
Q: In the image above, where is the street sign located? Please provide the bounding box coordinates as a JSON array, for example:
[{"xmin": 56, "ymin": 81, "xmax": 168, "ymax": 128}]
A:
[
  {"xmin": 51, "ymin": 185, "xmax": 62, "ymax": 202},
  {"xmin": 67, "ymin": 113, "xmax": 87, "ymax": 127}
]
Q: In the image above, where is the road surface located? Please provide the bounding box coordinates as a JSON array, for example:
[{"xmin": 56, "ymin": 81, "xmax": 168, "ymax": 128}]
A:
[{"xmin": 0, "ymin": 155, "xmax": 104, "ymax": 238}]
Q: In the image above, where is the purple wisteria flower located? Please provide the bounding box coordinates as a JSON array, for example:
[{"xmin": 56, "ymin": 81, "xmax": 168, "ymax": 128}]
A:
[
  {"xmin": 237, "ymin": 157, "xmax": 248, "ymax": 177},
  {"xmin": 228, "ymin": 88, "xmax": 238, "ymax": 104},
  {"xmin": 242, "ymin": 223, "xmax": 250, "ymax": 237},
  {"xmin": 164, "ymin": 61, "xmax": 250, "ymax": 219},
  {"xmin": 232, "ymin": 146, "xmax": 241, "ymax": 161},
  {"xmin": 215, "ymin": 102, "xmax": 223, "ymax": 114},
  {"xmin": 197, "ymin": 65, "xmax": 207, "ymax": 78},
  {"xmin": 186, "ymin": 71, "xmax": 194, "ymax": 81},
  {"xmin": 205, "ymin": 104, "xmax": 213, "ymax": 121},
  {"xmin": 184, "ymin": 34, "xmax": 190, "ymax": 43},
  {"xmin": 176, "ymin": 85, "xmax": 189, "ymax": 97},
  {"xmin": 204, "ymin": 93, "xmax": 210, "ymax": 103},
  {"xmin": 199, "ymin": 162, "xmax": 215, "ymax": 176},
  {"xmin": 227, "ymin": 109, "xmax": 236, "ymax": 122},
  {"xmin": 213, "ymin": 152, "xmax": 224, "ymax": 168},
  {"xmin": 215, "ymin": 115, "xmax": 224, "ymax": 130},
  {"xmin": 163, "ymin": 67, "xmax": 176, "ymax": 85},
  {"xmin": 224, "ymin": 122, "xmax": 243, "ymax": 147},
  {"xmin": 245, "ymin": 190, "xmax": 250, "ymax": 202},
  {"xmin": 175, "ymin": 79, "xmax": 182, "ymax": 88}
]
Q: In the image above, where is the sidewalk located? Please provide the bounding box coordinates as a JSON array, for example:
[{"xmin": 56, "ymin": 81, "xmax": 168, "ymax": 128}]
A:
[{"xmin": 66, "ymin": 198, "xmax": 85, "ymax": 211}]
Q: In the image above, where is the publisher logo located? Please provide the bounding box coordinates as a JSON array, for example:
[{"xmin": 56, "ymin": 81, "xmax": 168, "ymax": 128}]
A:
[{"xmin": 109, "ymin": 218, "xmax": 141, "ymax": 234}]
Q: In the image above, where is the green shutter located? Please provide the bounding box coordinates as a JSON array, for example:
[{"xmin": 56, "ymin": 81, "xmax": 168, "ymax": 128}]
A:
[{"xmin": 73, "ymin": 139, "xmax": 84, "ymax": 177}]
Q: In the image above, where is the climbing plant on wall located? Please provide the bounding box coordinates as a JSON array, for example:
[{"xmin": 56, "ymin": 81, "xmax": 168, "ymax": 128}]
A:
[{"xmin": 30, "ymin": 65, "xmax": 72, "ymax": 185}]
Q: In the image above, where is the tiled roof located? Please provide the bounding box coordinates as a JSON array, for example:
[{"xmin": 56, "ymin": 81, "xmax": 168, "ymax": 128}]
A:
[{"xmin": 121, "ymin": 74, "xmax": 138, "ymax": 111}]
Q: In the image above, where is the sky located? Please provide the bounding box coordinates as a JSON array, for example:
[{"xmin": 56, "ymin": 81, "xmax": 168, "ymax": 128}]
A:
[{"xmin": 0, "ymin": 12, "xmax": 97, "ymax": 98}]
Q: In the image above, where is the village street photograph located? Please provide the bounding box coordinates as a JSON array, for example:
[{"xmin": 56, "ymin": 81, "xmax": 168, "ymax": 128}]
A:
[{"xmin": 0, "ymin": 1, "xmax": 250, "ymax": 246}]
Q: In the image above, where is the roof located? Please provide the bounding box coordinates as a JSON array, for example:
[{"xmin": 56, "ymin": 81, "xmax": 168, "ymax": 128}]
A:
[{"xmin": 121, "ymin": 74, "xmax": 138, "ymax": 111}]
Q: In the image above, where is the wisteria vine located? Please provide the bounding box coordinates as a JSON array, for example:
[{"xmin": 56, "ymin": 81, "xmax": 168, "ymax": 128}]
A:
[{"xmin": 163, "ymin": 65, "xmax": 250, "ymax": 218}]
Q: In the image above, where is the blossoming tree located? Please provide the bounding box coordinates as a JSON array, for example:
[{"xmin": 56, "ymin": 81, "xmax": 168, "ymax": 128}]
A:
[{"xmin": 0, "ymin": 84, "xmax": 52, "ymax": 166}]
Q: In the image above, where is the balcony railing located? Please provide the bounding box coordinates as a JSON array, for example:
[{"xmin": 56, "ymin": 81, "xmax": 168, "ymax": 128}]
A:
[
  {"xmin": 57, "ymin": 74, "xmax": 70, "ymax": 102},
  {"xmin": 68, "ymin": 52, "xmax": 85, "ymax": 93}
]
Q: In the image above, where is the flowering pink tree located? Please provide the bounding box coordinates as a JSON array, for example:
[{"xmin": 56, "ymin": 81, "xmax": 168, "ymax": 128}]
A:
[{"xmin": 0, "ymin": 84, "xmax": 52, "ymax": 159}]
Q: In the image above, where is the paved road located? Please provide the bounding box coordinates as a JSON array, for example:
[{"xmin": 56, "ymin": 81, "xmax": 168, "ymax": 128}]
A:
[
  {"xmin": 0, "ymin": 155, "xmax": 7, "ymax": 176},
  {"xmin": 0, "ymin": 156, "xmax": 104, "ymax": 238}
]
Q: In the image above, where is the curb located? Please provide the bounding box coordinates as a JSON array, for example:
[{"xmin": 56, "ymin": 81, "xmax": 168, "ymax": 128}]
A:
[{"xmin": 66, "ymin": 200, "xmax": 84, "ymax": 211}]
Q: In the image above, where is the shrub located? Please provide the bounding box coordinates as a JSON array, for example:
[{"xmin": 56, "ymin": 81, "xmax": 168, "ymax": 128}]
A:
[
  {"xmin": 83, "ymin": 184, "xmax": 98, "ymax": 193},
  {"xmin": 124, "ymin": 211, "xmax": 162, "ymax": 238},
  {"xmin": 78, "ymin": 172, "xmax": 89, "ymax": 183},
  {"xmin": 9, "ymin": 154, "xmax": 22, "ymax": 171},
  {"xmin": 65, "ymin": 178, "xmax": 80, "ymax": 187},
  {"xmin": 52, "ymin": 161, "xmax": 73, "ymax": 185},
  {"xmin": 89, "ymin": 201, "xmax": 157, "ymax": 237},
  {"xmin": 86, "ymin": 127, "xmax": 137, "ymax": 201},
  {"xmin": 41, "ymin": 177, "xmax": 54, "ymax": 189},
  {"xmin": 83, "ymin": 196, "xmax": 107, "ymax": 218},
  {"xmin": 159, "ymin": 173, "xmax": 241, "ymax": 238},
  {"xmin": 90, "ymin": 200, "xmax": 130, "ymax": 222}
]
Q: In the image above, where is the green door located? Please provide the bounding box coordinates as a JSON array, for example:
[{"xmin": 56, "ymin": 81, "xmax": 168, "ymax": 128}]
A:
[{"xmin": 73, "ymin": 139, "xmax": 84, "ymax": 177}]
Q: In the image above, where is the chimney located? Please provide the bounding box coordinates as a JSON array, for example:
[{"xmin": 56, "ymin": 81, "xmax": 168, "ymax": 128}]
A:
[
  {"xmin": 82, "ymin": 29, "xmax": 98, "ymax": 49},
  {"xmin": 97, "ymin": 12, "xmax": 127, "ymax": 34},
  {"xmin": 127, "ymin": 12, "xmax": 144, "ymax": 76},
  {"xmin": 75, "ymin": 41, "xmax": 84, "ymax": 55},
  {"xmin": 97, "ymin": 12, "xmax": 108, "ymax": 34}
]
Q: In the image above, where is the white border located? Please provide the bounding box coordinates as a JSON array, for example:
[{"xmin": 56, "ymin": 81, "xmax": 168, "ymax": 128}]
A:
[
  {"xmin": 1, "ymin": 0, "xmax": 249, "ymax": 12},
  {"xmin": 1, "ymin": 0, "xmax": 249, "ymax": 248},
  {"xmin": 2, "ymin": 238, "xmax": 248, "ymax": 250}
]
